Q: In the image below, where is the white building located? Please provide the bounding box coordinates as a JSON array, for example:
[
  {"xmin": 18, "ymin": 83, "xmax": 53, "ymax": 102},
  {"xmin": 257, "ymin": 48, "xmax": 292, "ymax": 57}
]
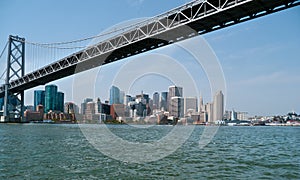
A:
[{"xmin": 213, "ymin": 91, "xmax": 224, "ymax": 122}]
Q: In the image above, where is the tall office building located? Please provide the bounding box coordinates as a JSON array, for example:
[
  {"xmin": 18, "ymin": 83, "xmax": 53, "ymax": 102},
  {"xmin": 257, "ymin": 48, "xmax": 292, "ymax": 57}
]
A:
[
  {"xmin": 111, "ymin": 104, "xmax": 125, "ymax": 119},
  {"xmin": 184, "ymin": 97, "xmax": 198, "ymax": 115},
  {"xmin": 205, "ymin": 102, "xmax": 214, "ymax": 123},
  {"xmin": 153, "ymin": 92, "xmax": 160, "ymax": 110},
  {"xmin": 198, "ymin": 96, "xmax": 203, "ymax": 112},
  {"xmin": 168, "ymin": 86, "xmax": 183, "ymax": 113},
  {"xmin": 34, "ymin": 90, "xmax": 45, "ymax": 111},
  {"xmin": 170, "ymin": 97, "xmax": 184, "ymax": 118},
  {"xmin": 45, "ymin": 85, "xmax": 58, "ymax": 113},
  {"xmin": 109, "ymin": 86, "xmax": 120, "ymax": 105},
  {"xmin": 213, "ymin": 90, "xmax": 224, "ymax": 122},
  {"xmin": 168, "ymin": 86, "xmax": 183, "ymax": 98},
  {"xmin": 57, "ymin": 92, "xmax": 64, "ymax": 112},
  {"xmin": 119, "ymin": 91, "xmax": 125, "ymax": 104},
  {"xmin": 160, "ymin": 92, "xmax": 168, "ymax": 111}
]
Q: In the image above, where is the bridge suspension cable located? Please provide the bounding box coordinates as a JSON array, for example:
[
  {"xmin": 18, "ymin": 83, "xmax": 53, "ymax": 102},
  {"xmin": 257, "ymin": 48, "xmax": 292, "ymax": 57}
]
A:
[
  {"xmin": 0, "ymin": 41, "xmax": 8, "ymax": 82},
  {"xmin": 21, "ymin": 17, "xmax": 151, "ymax": 72},
  {"xmin": 0, "ymin": 41, "xmax": 8, "ymax": 60},
  {"xmin": 21, "ymin": 16, "xmax": 153, "ymax": 48}
]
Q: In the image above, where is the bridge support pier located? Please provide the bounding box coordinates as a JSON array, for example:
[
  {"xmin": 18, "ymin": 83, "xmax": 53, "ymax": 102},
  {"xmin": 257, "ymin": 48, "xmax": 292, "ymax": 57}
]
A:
[{"xmin": 3, "ymin": 35, "xmax": 25, "ymax": 123}]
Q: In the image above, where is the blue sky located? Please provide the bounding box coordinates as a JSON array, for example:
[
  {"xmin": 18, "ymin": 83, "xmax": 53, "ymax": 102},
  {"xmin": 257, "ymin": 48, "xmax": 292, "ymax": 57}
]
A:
[{"xmin": 0, "ymin": 0, "xmax": 299, "ymax": 116}]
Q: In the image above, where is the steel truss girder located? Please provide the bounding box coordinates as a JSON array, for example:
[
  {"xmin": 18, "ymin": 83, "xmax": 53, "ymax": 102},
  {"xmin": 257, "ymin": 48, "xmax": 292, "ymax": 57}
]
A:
[
  {"xmin": 3, "ymin": 35, "xmax": 25, "ymax": 122},
  {"xmin": 0, "ymin": 0, "xmax": 299, "ymax": 94}
]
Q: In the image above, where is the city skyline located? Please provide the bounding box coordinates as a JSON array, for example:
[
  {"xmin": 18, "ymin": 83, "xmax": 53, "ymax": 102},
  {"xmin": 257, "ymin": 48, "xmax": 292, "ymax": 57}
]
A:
[
  {"xmin": 0, "ymin": 1, "xmax": 299, "ymax": 116},
  {"xmin": 76, "ymin": 84, "xmax": 226, "ymax": 124}
]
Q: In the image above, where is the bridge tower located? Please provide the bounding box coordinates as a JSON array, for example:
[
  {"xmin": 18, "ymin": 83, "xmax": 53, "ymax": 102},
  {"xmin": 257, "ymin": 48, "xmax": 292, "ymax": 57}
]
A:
[{"xmin": 3, "ymin": 35, "xmax": 25, "ymax": 122}]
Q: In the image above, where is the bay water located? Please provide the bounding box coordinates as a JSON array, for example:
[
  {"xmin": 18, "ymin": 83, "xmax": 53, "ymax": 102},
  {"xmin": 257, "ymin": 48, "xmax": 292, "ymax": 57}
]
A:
[{"xmin": 0, "ymin": 124, "xmax": 299, "ymax": 179}]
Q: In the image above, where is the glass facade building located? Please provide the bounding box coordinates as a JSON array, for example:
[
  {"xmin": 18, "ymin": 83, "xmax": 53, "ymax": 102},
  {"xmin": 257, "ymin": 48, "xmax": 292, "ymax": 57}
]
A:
[
  {"xmin": 34, "ymin": 90, "xmax": 45, "ymax": 112},
  {"xmin": 109, "ymin": 86, "xmax": 120, "ymax": 105},
  {"xmin": 153, "ymin": 92, "xmax": 160, "ymax": 110},
  {"xmin": 0, "ymin": 97, "xmax": 4, "ymax": 111},
  {"xmin": 45, "ymin": 85, "xmax": 58, "ymax": 113},
  {"xmin": 160, "ymin": 92, "xmax": 168, "ymax": 111},
  {"xmin": 57, "ymin": 92, "xmax": 64, "ymax": 112}
]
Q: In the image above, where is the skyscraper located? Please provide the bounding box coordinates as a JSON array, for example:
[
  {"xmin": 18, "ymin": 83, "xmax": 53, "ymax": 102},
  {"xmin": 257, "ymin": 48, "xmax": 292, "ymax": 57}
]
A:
[
  {"xmin": 109, "ymin": 86, "xmax": 120, "ymax": 105},
  {"xmin": 57, "ymin": 92, "xmax": 64, "ymax": 112},
  {"xmin": 119, "ymin": 91, "xmax": 125, "ymax": 104},
  {"xmin": 45, "ymin": 85, "xmax": 58, "ymax": 113},
  {"xmin": 199, "ymin": 96, "xmax": 203, "ymax": 112},
  {"xmin": 168, "ymin": 86, "xmax": 183, "ymax": 98},
  {"xmin": 205, "ymin": 102, "xmax": 213, "ymax": 123},
  {"xmin": 160, "ymin": 92, "xmax": 168, "ymax": 111},
  {"xmin": 34, "ymin": 90, "xmax": 45, "ymax": 112},
  {"xmin": 168, "ymin": 86, "xmax": 183, "ymax": 112},
  {"xmin": 153, "ymin": 92, "xmax": 160, "ymax": 110},
  {"xmin": 213, "ymin": 90, "xmax": 224, "ymax": 122},
  {"xmin": 184, "ymin": 97, "xmax": 198, "ymax": 115},
  {"xmin": 170, "ymin": 96, "xmax": 184, "ymax": 118}
]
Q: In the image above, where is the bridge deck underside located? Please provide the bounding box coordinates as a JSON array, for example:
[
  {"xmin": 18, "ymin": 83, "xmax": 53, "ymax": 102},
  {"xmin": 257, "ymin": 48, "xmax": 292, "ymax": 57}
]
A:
[{"xmin": 0, "ymin": 0, "xmax": 298, "ymax": 97}]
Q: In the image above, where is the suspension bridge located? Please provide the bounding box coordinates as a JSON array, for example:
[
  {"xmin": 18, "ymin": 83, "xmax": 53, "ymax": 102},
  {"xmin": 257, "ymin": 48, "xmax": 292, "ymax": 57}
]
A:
[{"xmin": 0, "ymin": 0, "xmax": 299, "ymax": 122}]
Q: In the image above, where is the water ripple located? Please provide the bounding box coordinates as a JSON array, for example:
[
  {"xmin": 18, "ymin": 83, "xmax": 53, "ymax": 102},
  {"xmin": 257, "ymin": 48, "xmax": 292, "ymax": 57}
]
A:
[{"xmin": 0, "ymin": 125, "xmax": 299, "ymax": 179}]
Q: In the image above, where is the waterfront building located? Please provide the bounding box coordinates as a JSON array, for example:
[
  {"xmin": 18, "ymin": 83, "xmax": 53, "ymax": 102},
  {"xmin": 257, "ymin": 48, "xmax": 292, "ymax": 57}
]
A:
[
  {"xmin": 169, "ymin": 96, "xmax": 184, "ymax": 118},
  {"xmin": 213, "ymin": 90, "xmax": 224, "ymax": 122},
  {"xmin": 223, "ymin": 110, "xmax": 231, "ymax": 120},
  {"xmin": 109, "ymin": 86, "xmax": 120, "ymax": 105},
  {"xmin": 110, "ymin": 104, "xmax": 125, "ymax": 119},
  {"xmin": 184, "ymin": 97, "xmax": 198, "ymax": 115},
  {"xmin": 237, "ymin": 111, "xmax": 248, "ymax": 120},
  {"xmin": 160, "ymin": 92, "xmax": 168, "ymax": 111},
  {"xmin": 24, "ymin": 105, "xmax": 44, "ymax": 121},
  {"xmin": 26, "ymin": 105, "xmax": 34, "ymax": 111},
  {"xmin": 231, "ymin": 109, "xmax": 237, "ymax": 120},
  {"xmin": 45, "ymin": 85, "xmax": 58, "ymax": 113},
  {"xmin": 64, "ymin": 102, "xmax": 79, "ymax": 114},
  {"xmin": 34, "ymin": 90, "xmax": 45, "ymax": 111}
]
